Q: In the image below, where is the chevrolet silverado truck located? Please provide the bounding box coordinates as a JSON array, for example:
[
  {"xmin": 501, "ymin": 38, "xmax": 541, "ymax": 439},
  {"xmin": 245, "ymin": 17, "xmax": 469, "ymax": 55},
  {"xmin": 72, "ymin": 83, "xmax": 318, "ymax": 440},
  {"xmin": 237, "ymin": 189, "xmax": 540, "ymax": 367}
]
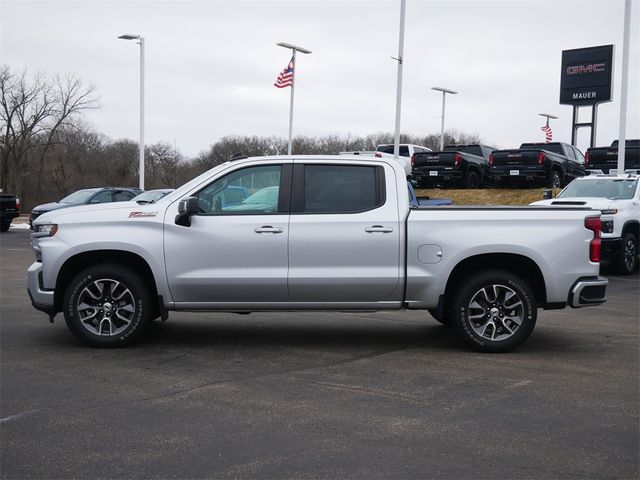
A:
[
  {"xmin": 585, "ymin": 139, "xmax": 640, "ymax": 174},
  {"xmin": 532, "ymin": 174, "xmax": 639, "ymax": 275},
  {"xmin": 0, "ymin": 193, "xmax": 20, "ymax": 232},
  {"xmin": 412, "ymin": 144, "xmax": 494, "ymax": 188},
  {"xmin": 28, "ymin": 155, "xmax": 607, "ymax": 352},
  {"xmin": 488, "ymin": 142, "xmax": 586, "ymax": 188}
]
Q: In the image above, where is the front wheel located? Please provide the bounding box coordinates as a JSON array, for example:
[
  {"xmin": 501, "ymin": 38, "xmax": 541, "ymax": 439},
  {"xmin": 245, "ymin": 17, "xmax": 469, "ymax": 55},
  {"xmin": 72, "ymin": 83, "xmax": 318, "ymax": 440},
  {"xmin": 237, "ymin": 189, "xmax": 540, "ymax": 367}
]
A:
[
  {"xmin": 63, "ymin": 264, "xmax": 153, "ymax": 347},
  {"xmin": 450, "ymin": 270, "xmax": 537, "ymax": 352},
  {"xmin": 615, "ymin": 233, "xmax": 638, "ymax": 275}
]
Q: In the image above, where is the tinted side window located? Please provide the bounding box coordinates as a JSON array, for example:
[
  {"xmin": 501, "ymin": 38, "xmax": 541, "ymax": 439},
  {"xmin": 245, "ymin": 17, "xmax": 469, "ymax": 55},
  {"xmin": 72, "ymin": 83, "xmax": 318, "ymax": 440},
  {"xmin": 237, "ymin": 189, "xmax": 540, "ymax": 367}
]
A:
[
  {"xmin": 563, "ymin": 145, "xmax": 575, "ymax": 160},
  {"xmin": 196, "ymin": 165, "xmax": 282, "ymax": 215},
  {"xmin": 90, "ymin": 191, "xmax": 113, "ymax": 203},
  {"xmin": 573, "ymin": 147, "xmax": 585, "ymax": 164},
  {"xmin": 303, "ymin": 165, "xmax": 384, "ymax": 214},
  {"xmin": 399, "ymin": 146, "xmax": 410, "ymax": 157},
  {"xmin": 113, "ymin": 191, "xmax": 135, "ymax": 201}
]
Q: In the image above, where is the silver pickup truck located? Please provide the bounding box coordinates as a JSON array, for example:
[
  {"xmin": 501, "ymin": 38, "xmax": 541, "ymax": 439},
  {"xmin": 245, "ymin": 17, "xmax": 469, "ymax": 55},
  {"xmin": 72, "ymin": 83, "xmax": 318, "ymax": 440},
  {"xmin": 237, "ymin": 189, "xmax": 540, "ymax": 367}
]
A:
[{"xmin": 28, "ymin": 155, "xmax": 608, "ymax": 352}]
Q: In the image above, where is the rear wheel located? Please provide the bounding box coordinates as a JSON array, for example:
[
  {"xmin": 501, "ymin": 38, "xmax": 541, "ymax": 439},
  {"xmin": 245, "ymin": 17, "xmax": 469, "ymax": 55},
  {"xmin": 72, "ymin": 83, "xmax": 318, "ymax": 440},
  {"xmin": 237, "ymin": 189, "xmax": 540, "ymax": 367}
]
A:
[
  {"xmin": 615, "ymin": 233, "xmax": 638, "ymax": 275},
  {"xmin": 0, "ymin": 220, "xmax": 10, "ymax": 232},
  {"xmin": 465, "ymin": 171, "xmax": 480, "ymax": 189},
  {"xmin": 450, "ymin": 270, "xmax": 537, "ymax": 352},
  {"xmin": 546, "ymin": 169, "xmax": 562, "ymax": 189},
  {"xmin": 63, "ymin": 264, "xmax": 153, "ymax": 347}
]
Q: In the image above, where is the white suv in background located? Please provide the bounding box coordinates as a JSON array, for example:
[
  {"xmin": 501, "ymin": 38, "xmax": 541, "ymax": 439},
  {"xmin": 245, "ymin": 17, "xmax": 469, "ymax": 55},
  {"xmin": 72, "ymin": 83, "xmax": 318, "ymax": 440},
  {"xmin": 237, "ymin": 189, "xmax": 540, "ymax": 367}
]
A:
[{"xmin": 532, "ymin": 174, "xmax": 640, "ymax": 274}]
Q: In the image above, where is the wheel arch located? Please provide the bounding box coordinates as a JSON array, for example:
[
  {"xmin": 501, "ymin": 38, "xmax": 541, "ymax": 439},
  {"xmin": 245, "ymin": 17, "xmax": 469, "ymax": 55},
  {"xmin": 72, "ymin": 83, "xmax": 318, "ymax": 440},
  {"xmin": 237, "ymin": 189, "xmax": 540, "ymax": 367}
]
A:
[
  {"xmin": 443, "ymin": 253, "xmax": 547, "ymax": 308},
  {"xmin": 622, "ymin": 220, "xmax": 639, "ymax": 239},
  {"xmin": 54, "ymin": 250, "xmax": 160, "ymax": 316}
]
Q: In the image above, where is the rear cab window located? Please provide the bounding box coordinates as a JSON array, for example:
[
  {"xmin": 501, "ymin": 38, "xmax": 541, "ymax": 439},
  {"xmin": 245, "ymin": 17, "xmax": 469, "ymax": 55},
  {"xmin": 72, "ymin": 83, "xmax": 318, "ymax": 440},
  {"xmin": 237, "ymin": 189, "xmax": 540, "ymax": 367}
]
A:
[{"xmin": 294, "ymin": 164, "xmax": 385, "ymax": 214}]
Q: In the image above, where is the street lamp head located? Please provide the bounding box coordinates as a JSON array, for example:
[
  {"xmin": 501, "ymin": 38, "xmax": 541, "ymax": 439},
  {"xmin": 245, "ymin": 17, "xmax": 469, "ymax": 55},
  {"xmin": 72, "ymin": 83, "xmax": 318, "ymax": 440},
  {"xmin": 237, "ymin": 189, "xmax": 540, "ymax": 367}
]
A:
[
  {"xmin": 277, "ymin": 42, "xmax": 312, "ymax": 54},
  {"xmin": 538, "ymin": 113, "xmax": 559, "ymax": 119},
  {"xmin": 431, "ymin": 86, "xmax": 458, "ymax": 95},
  {"xmin": 118, "ymin": 34, "xmax": 141, "ymax": 40}
]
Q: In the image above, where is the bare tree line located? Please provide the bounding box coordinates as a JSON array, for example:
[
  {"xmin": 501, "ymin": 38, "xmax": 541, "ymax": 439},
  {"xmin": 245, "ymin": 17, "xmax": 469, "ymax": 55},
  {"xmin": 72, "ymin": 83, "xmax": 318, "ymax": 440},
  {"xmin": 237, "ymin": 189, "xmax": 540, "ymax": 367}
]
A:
[{"xmin": 1, "ymin": 65, "xmax": 483, "ymax": 210}]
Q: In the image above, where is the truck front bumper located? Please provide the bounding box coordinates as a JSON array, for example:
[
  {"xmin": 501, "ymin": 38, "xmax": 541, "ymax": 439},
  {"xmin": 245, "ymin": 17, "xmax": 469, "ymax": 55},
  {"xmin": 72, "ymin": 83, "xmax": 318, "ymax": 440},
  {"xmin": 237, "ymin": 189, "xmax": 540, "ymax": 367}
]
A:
[
  {"xmin": 568, "ymin": 276, "xmax": 608, "ymax": 308},
  {"xmin": 27, "ymin": 262, "xmax": 56, "ymax": 316},
  {"xmin": 600, "ymin": 237, "xmax": 622, "ymax": 262}
]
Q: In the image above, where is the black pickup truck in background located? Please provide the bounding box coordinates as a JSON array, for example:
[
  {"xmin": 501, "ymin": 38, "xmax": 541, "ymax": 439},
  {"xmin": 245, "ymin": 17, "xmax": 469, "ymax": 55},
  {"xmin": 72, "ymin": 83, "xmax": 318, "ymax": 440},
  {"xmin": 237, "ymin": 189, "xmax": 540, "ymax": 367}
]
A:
[
  {"xmin": 411, "ymin": 144, "xmax": 494, "ymax": 188},
  {"xmin": 0, "ymin": 193, "xmax": 20, "ymax": 232},
  {"xmin": 487, "ymin": 142, "xmax": 586, "ymax": 188},
  {"xmin": 585, "ymin": 139, "xmax": 640, "ymax": 173}
]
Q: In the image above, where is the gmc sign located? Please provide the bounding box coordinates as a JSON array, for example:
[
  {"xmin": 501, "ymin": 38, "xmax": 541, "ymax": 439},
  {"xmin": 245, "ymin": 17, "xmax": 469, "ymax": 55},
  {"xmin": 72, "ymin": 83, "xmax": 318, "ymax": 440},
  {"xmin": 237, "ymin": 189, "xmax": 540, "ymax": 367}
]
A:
[{"xmin": 560, "ymin": 45, "xmax": 614, "ymax": 106}]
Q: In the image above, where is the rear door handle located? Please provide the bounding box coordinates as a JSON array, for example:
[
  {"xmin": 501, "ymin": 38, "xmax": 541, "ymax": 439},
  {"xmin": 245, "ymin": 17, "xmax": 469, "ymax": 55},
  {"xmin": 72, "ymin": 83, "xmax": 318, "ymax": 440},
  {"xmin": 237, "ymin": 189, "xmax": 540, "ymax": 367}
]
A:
[
  {"xmin": 254, "ymin": 225, "xmax": 283, "ymax": 234},
  {"xmin": 365, "ymin": 225, "xmax": 394, "ymax": 233}
]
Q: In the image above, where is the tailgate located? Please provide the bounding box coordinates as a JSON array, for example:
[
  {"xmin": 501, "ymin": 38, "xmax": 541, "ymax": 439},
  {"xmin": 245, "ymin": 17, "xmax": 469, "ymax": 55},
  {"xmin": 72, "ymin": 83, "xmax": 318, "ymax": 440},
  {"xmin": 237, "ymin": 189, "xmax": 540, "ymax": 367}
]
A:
[
  {"xmin": 0, "ymin": 194, "xmax": 17, "ymax": 212},
  {"xmin": 492, "ymin": 150, "xmax": 540, "ymax": 167},
  {"xmin": 414, "ymin": 152, "xmax": 456, "ymax": 170}
]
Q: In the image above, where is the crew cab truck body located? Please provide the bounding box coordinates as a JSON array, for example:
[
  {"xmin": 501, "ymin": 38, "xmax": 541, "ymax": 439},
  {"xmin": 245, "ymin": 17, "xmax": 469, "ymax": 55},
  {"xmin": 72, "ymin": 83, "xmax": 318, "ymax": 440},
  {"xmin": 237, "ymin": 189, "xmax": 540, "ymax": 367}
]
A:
[
  {"xmin": 412, "ymin": 144, "xmax": 494, "ymax": 188},
  {"xmin": 0, "ymin": 193, "xmax": 20, "ymax": 232},
  {"xmin": 532, "ymin": 174, "xmax": 640, "ymax": 274},
  {"xmin": 585, "ymin": 139, "xmax": 640, "ymax": 174},
  {"xmin": 488, "ymin": 142, "xmax": 586, "ymax": 188},
  {"xmin": 29, "ymin": 155, "xmax": 607, "ymax": 352}
]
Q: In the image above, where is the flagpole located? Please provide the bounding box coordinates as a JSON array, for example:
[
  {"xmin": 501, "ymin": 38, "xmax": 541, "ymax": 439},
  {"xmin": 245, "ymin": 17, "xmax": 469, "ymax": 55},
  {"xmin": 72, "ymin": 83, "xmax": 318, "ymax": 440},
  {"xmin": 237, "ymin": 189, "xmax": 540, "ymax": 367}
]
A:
[
  {"xmin": 288, "ymin": 50, "xmax": 296, "ymax": 156},
  {"xmin": 276, "ymin": 42, "xmax": 312, "ymax": 156}
]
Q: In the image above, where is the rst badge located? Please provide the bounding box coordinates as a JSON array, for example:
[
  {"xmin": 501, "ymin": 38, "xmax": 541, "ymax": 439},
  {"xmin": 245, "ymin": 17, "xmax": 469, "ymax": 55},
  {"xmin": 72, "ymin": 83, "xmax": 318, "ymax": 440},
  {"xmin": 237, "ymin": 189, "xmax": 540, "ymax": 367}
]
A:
[{"xmin": 128, "ymin": 211, "xmax": 157, "ymax": 218}]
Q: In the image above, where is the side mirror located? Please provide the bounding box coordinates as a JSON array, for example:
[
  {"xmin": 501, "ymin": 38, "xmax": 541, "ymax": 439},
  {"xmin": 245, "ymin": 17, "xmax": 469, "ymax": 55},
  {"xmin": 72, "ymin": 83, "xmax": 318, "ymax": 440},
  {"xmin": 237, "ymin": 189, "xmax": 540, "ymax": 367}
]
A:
[
  {"xmin": 175, "ymin": 196, "xmax": 199, "ymax": 227},
  {"xmin": 542, "ymin": 189, "xmax": 553, "ymax": 200}
]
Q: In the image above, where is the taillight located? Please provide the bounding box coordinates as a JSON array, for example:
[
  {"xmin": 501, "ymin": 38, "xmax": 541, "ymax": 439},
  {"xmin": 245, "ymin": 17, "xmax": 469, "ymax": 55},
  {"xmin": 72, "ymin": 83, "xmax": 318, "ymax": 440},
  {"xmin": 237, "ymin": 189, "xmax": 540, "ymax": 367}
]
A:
[
  {"xmin": 585, "ymin": 151, "xmax": 590, "ymax": 166},
  {"xmin": 411, "ymin": 154, "xmax": 416, "ymax": 167},
  {"xmin": 454, "ymin": 153, "xmax": 462, "ymax": 167},
  {"xmin": 537, "ymin": 151, "xmax": 546, "ymax": 165},
  {"xmin": 15, "ymin": 197, "xmax": 20, "ymax": 210},
  {"xmin": 585, "ymin": 216, "xmax": 602, "ymax": 263},
  {"xmin": 488, "ymin": 153, "xmax": 494, "ymax": 166},
  {"xmin": 375, "ymin": 152, "xmax": 382, "ymax": 158}
]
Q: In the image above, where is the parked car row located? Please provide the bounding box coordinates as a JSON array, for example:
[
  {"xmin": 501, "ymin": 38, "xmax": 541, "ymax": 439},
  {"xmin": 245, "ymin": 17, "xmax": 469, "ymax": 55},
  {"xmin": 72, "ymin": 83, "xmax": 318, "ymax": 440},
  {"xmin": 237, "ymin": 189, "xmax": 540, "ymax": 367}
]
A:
[
  {"xmin": 29, "ymin": 187, "xmax": 173, "ymax": 228},
  {"xmin": 410, "ymin": 139, "xmax": 639, "ymax": 190}
]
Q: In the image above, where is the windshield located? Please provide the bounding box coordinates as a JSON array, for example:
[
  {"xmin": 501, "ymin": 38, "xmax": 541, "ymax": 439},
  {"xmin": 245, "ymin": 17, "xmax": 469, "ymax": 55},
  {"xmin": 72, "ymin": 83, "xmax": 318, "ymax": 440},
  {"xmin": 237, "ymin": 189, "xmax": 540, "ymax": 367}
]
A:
[
  {"xmin": 559, "ymin": 178, "xmax": 638, "ymax": 200},
  {"xmin": 60, "ymin": 189, "xmax": 100, "ymax": 204},
  {"xmin": 133, "ymin": 190, "xmax": 172, "ymax": 203}
]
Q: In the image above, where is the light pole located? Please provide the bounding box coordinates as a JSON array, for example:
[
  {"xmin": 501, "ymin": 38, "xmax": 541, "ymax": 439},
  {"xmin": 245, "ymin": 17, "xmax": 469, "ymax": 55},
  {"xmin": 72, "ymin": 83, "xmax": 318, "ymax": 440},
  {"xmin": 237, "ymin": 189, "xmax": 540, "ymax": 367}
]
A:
[
  {"xmin": 617, "ymin": 0, "xmax": 632, "ymax": 173},
  {"xmin": 276, "ymin": 42, "xmax": 312, "ymax": 155},
  {"xmin": 118, "ymin": 33, "xmax": 145, "ymax": 190},
  {"xmin": 391, "ymin": 0, "xmax": 407, "ymax": 160},
  {"xmin": 431, "ymin": 87, "xmax": 458, "ymax": 151}
]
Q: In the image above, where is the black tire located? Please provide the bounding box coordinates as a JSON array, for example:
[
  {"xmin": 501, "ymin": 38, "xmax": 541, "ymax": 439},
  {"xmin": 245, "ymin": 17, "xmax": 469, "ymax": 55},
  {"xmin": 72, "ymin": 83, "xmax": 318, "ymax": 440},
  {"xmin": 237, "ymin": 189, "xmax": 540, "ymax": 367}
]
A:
[
  {"xmin": 465, "ymin": 171, "xmax": 480, "ymax": 189},
  {"xmin": 615, "ymin": 233, "xmax": 638, "ymax": 275},
  {"xmin": 450, "ymin": 270, "xmax": 537, "ymax": 353},
  {"xmin": 546, "ymin": 169, "xmax": 562, "ymax": 189},
  {"xmin": 428, "ymin": 308, "xmax": 451, "ymax": 326},
  {"xmin": 0, "ymin": 221, "xmax": 10, "ymax": 232},
  {"xmin": 63, "ymin": 263, "xmax": 154, "ymax": 347}
]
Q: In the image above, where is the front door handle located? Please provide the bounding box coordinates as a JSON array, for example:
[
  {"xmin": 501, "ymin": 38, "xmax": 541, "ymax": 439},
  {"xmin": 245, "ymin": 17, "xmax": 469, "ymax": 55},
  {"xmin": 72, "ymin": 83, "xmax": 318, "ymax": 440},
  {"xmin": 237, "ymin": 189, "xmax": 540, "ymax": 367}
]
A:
[
  {"xmin": 365, "ymin": 225, "xmax": 394, "ymax": 233},
  {"xmin": 254, "ymin": 225, "xmax": 283, "ymax": 234}
]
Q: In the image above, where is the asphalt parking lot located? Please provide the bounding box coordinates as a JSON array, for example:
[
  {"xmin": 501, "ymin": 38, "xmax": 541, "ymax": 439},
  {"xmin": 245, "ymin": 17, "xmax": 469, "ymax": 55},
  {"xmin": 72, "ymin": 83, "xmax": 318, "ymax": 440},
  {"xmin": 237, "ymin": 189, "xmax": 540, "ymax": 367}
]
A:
[{"xmin": 1, "ymin": 228, "xmax": 638, "ymax": 479}]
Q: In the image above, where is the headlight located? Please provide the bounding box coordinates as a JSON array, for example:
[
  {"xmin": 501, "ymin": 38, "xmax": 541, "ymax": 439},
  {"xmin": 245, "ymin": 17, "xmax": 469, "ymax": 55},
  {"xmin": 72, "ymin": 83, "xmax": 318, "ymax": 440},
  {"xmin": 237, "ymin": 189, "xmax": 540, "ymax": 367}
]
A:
[
  {"xmin": 32, "ymin": 224, "xmax": 58, "ymax": 237},
  {"xmin": 601, "ymin": 219, "xmax": 614, "ymax": 234}
]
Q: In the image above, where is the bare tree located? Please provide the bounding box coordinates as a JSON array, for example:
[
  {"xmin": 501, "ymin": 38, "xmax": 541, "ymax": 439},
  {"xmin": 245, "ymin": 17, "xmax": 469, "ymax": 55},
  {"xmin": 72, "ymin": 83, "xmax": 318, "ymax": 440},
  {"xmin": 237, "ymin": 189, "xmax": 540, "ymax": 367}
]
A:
[{"xmin": 0, "ymin": 65, "xmax": 98, "ymax": 204}]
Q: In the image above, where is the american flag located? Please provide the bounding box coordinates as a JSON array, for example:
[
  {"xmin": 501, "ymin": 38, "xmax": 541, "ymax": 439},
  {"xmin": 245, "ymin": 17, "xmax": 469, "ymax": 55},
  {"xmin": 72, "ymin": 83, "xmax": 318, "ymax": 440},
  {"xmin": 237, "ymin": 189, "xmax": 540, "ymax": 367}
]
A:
[
  {"xmin": 274, "ymin": 57, "xmax": 294, "ymax": 88},
  {"xmin": 541, "ymin": 125, "xmax": 553, "ymax": 143}
]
